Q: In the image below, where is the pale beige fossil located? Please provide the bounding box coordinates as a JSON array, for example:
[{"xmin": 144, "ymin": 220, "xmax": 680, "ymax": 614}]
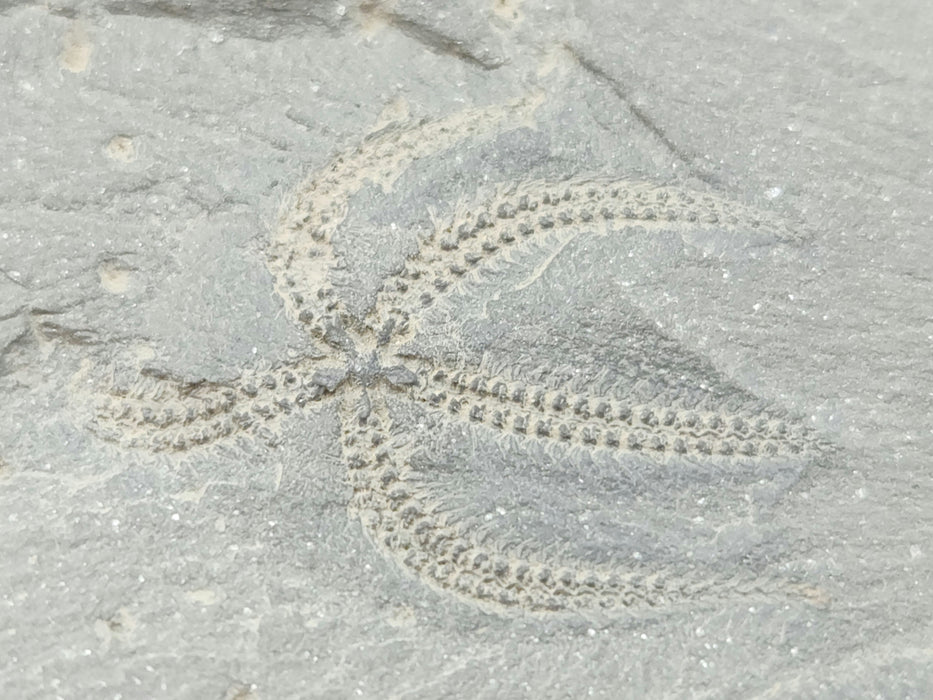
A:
[
  {"xmin": 341, "ymin": 389, "xmax": 825, "ymax": 614},
  {"xmin": 267, "ymin": 92, "xmax": 543, "ymax": 341},
  {"xmin": 370, "ymin": 177, "xmax": 804, "ymax": 347},
  {"xmin": 83, "ymin": 96, "xmax": 831, "ymax": 613}
]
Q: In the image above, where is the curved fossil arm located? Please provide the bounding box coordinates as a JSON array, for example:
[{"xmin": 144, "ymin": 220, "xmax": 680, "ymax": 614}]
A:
[
  {"xmin": 267, "ymin": 94, "xmax": 542, "ymax": 338},
  {"xmin": 369, "ymin": 178, "xmax": 802, "ymax": 347},
  {"xmin": 87, "ymin": 357, "xmax": 342, "ymax": 452},
  {"xmin": 340, "ymin": 387, "xmax": 816, "ymax": 614},
  {"xmin": 407, "ymin": 359, "xmax": 833, "ymax": 460}
]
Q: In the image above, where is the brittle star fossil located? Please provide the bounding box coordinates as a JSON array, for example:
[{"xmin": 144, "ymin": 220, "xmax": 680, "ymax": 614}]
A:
[{"xmin": 87, "ymin": 96, "xmax": 830, "ymax": 613}]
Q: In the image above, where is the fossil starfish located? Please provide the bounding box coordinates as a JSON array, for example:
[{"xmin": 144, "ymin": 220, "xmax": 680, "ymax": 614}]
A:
[{"xmin": 87, "ymin": 96, "xmax": 830, "ymax": 613}]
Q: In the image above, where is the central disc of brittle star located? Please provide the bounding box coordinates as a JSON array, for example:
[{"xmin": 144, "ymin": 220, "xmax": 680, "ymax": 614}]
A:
[
  {"xmin": 313, "ymin": 315, "xmax": 417, "ymax": 396},
  {"xmin": 88, "ymin": 96, "xmax": 834, "ymax": 615}
]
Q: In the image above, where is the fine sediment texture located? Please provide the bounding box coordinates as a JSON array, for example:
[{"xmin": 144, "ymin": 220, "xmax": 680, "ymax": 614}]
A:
[
  {"xmin": 267, "ymin": 94, "xmax": 542, "ymax": 339},
  {"xmin": 369, "ymin": 178, "xmax": 801, "ymax": 346},
  {"xmin": 88, "ymin": 358, "xmax": 340, "ymax": 452},
  {"xmin": 342, "ymin": 391, "xmax": 817, "ymax": 613},
  {"xmin": 409, "ymin": 360, "xmax": 830, "ymax": 460},
  {"xmin": 79, "ymin": 97, "xmax": 830, "ymax": 615}
]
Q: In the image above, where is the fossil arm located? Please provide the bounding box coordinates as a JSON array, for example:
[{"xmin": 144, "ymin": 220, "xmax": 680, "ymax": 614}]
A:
[
  {"xmin": 88, "ymin": 358, "xmax": 342, "ymax": 451},
  {"xmin": 342, "ymin": 388, "xmax": 813, "ymax": 613},
  {"xmin": 80, "ymin": 100, "xmax": 831, "ymax": 615},
  {"xmin": 407, "ymin": 359, "xmax": 829, "ymax": 460},
  {"xmin": 370, "ymin": 178, "xmax": 800, "ymax": 346},
  {"xmin": 267, "ymin": 96, "xmax": 540, "ymax": 341}
]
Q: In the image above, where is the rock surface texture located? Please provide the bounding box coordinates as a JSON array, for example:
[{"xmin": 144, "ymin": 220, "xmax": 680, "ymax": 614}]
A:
[{"xmin": 1, "ymin": 1, "xmax": 931, "ymax": 698}]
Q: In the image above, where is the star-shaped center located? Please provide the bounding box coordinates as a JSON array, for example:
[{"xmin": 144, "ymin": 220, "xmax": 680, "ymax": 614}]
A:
[
  {"xmin": 307, "ymin": 317, "xmax": 418, "ymax": 400},
  {"xmin": 85, "ymin": 96, "xmax": 832, "ymax": 614}
]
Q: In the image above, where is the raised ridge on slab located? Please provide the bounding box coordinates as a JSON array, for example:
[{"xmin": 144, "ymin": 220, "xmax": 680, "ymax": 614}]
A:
[
  {"xmin": 409, "ymin": 360, "xmax": 830, "ymax": 460},
  {"xmin": 88, "ymin": 358, "xmax": 338, "ymax": 452},
  {"xmin": 76, "ymin": 96, "xmax": 831, "ymax": 616},
  {"xmin": 268, "ymin": 94, "xmax": 542, "ymax": 339},
  {"xmin": 343, "ymin": 391, "xmax": 820, "ymax": 614},
  {"xmin": 370, "ymin": 178, "xmax": 802, "ymax": 346}
]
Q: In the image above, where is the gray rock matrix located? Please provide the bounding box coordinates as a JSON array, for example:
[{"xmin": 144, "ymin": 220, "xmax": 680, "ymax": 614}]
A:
[{"xmin": 1, "ymin": 1, "xmax": 931, "ymax": 698}]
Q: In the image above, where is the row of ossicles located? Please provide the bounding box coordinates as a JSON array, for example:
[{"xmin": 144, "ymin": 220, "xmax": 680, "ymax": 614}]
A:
[
  {"xmin": 367, "ymin": 489, "xmax": 671, "ymax": 610},
  {"xmin": 345, "ymin": 401, "xmax": 804, "ymax": 608},
  {"xmin": 412, "ymin": 528, "xmax": 788, "ymax": 612},
  {"xmin": 337, "ymin": 372, "xmax": 652, "ymax": 610},
  {"xmin": 377, "ymin": 182, "xmax": 773, "ymax": 324},
  {"xmin": 95, "ymin": 397, "xmax": 294, "ymax": 452},
  {"xmin": 280, "ymin": 106, "xmax": 512, "ymax": 241},
  {"xmin": 365, "ymin": 478, "xmax": 771, "ymax": 611},
  {"xmin": 340, "ymin": 437, "xmax": 586, "ymax": 607},
  {"xmin": 435, "ymin": 181, "xmax": 765, "ymax": 252},
  {"xmin": 348, "ymin": 438, "xmax": 683, "ymax": 611},
  {"xmin": 422, "ymin": 368, "xmax": 808, "ymax": 451},
  {"xmin": 96, "ymin": 366, "xmax": 329, "ymax": 432},
  {"xmin": 97, "ymin": 414, "xmax": 239, "ymax": 452}
]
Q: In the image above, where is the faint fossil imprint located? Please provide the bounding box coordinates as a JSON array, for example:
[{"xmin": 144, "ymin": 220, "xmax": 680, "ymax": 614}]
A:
[{"xmin": 88, "ymin": 96, "xmax": 831, "ymax": 613}]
